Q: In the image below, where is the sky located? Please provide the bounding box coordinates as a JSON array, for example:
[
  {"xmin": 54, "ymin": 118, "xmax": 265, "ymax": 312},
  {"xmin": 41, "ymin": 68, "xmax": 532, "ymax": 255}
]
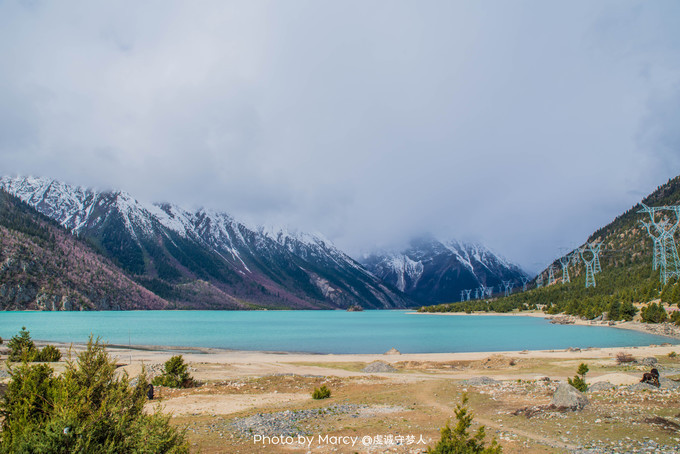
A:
[{"xmin": 1, "ymin": 1, "xmax": 679, "ymax": 273}]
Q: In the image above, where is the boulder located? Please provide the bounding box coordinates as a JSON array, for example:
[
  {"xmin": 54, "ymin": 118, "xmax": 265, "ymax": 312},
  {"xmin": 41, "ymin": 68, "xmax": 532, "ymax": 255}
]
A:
[
  {"xmin": 659, "ymin": 378, "xmax": 680, "ymax": 390},
  {"xmin": 587, "ymin": 381, "xmax": 615, "ymax": 392},
  {"xmin": 551, "ymin": 383, "xmax": 588, "ymax": 410},
  {"xmin": 463, "ymin": 376, "xmax": 500, "ymax": 386},
  {"xmin": 384, "ymin": 348, "xmax": 401, "ymax": 355},
  {"xmin": 640, "ymin": 357, "xmax": 658, "ymax": 367},
  {"xmin": 627, "ymin": 382, "xmax": 658, "ymax": 391},
  {"xmin": 362, "ymin": 361, "xmax": 397, "ymax": 373}
]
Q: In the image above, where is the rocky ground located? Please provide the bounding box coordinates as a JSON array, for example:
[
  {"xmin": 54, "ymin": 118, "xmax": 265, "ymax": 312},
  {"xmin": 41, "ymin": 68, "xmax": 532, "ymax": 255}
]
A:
[{"xmin": 2, "ymin": 343, "xmax": 680, "ymax": 453}]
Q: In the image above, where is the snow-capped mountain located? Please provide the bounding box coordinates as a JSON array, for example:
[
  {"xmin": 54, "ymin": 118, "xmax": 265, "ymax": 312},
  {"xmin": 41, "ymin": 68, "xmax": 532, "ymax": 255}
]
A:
[
  {"xmin": 361, "ymin": 235, "xmax": 529, "ymax": 304},
  {"xmin": 0, "ymin": 176, "xmax": 409, "ymax": 310}
]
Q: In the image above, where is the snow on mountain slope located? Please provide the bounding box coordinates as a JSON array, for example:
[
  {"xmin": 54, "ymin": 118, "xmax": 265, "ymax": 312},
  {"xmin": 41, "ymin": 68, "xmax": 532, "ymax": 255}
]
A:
[
  {"xmin": 361, "ymin": 235, "xmax": 528, "ymax": 304},
  {"xmin": 0, "ymin": 175, "xmax": 409, "ymax": 309}
]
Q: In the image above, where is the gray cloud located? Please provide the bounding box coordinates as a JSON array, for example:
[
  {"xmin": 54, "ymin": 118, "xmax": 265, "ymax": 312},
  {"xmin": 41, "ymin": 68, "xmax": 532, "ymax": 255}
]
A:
[{"xmin": 1, "ymin": 0, "xmax": 679, "ymax": 273}]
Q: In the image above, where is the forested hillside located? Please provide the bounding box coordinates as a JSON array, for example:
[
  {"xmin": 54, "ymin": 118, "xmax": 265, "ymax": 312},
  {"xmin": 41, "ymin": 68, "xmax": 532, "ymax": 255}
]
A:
[{"xmin": 420, "ymin": 176, "xmax": 680, "ymax": 321}]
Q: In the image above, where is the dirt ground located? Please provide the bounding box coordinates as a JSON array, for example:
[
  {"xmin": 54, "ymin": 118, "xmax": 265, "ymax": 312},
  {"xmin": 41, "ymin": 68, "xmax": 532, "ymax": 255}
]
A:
[{"xmin": 2, "ymin": 342, "xmax": 680, "ymax": 453}]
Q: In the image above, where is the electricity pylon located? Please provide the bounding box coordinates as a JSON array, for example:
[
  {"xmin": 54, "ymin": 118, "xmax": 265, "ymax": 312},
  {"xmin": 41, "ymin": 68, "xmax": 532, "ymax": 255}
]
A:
[
  {"xmin": 521, "ymin": 277, "xmax": 529, "ymax": 292},
  {"xmin": 570, "ymin": 250, "xmax": 580, "ymax": 267},
  {"xmin": 465, "ymin": 289, "xmax": 472, "ymax": 301},
  {"xmin": 474, "ymin": 288, "xmax": 479, "ymax": 299},
  {"xmin": 580, "ymin": 246, "xmax": 597, "ymax": 288},
  {"xmin": 559, "ymin": 256, "xmax": 570, "ymax": 283},
  {"xmin": 503, "ymin": 280, "xmax": 512, "ymax": 297},
  {"xmin": 547, "ymin": 265, "xmax": 555, "ymax": 285},
  {"xmin": 638, "ymin": 204, "xmax": 680, "ymax": 285},
  {"xmin": 460, "ymin": 290, "xmax": 465, "ymax": 302},
  {"xmin": 485, "ymin": 287, "xmax": 493, "ymax": 298},
  {"xmin": 591, "ymin": 242, "xmax": 602, "ymax": 274}
]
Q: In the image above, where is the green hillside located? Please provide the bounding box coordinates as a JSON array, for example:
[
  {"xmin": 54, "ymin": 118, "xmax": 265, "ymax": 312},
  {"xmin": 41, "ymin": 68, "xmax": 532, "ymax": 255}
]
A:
[{"xmin": 420, "ymin": 175, "xmax": 680, "ymax": 322}]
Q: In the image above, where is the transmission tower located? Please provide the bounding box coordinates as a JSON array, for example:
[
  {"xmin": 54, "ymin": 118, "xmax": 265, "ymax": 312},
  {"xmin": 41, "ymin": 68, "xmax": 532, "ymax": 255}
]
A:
[
  {"xmin": 503, "ymin": 280, "xmax": 512, "ymax": 297},
  {"xmin": 570, "ymin": 250, "xmax": 580, "ymax": 267},
  {"xmin": 559, "ymin": 256, "xmax": 570, "ymax": 283},
  {"xmin": 638, "ymin": 204, "xmax": 680, "ymax": 285},
  {"xmin": 464, "ymin": 289, "xmax": 472, "ymax": 301},
  {"xmin": 460, "ymin": 290, "xmax": 465, "ymax": 302},
  {"xmin": 485, "ymin": 286, "xmax": 493, "ymax": 298},
  {"xmin": 590, "ymin": 242, "xmax": 602, "ymax": 274},
  {"xmin": 580, "ymin": 246, "xmax": 597, "ymax": 288},
  {"xmin": 547, "ymin": 265, "xmax": 555, "ymax": 285},
  {"xmin": 474, "ymin": 288, "xmax": 479, "ymax": 299},
  {"xmin": 520, "ymin": 277, "xmax": 529, "ymax": 292}
]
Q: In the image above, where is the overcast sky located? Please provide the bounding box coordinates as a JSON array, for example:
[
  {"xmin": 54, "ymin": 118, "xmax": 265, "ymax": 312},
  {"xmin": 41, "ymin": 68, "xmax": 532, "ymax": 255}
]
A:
[{"xmin": 1, "ymin": 1, "xmax": 679, "ymax": 272}]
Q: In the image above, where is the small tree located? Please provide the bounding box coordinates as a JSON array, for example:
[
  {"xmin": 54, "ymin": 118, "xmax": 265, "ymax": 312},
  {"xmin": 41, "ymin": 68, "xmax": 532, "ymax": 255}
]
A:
[
  {"xmin": 428, "ymin": 394, "xmax": 502, "ymax": 454},
  {"xmin": 7, "ymin": 327, "xmax": 36, "ymax": 362},
  {"xmin": 312, "ymin": 385, "xmax": 331, "ymax": 400},
  {"xmin": 35, "ymin": 345, "xmax": 62, "ymax": 363},
  {"xmin": 152, "ymin": 355, "xmax": 193, "ymax": 388},
  {"xmin": 0, "ymin": 336, "xmax": 188, "ymax": 452},
  {"xmin": 641, "ymin": 302, "xmax": 668, "ymax": 323},
  {"xmin": 568, "ymin": 363, "xmax": 589, "ymax": 392}
]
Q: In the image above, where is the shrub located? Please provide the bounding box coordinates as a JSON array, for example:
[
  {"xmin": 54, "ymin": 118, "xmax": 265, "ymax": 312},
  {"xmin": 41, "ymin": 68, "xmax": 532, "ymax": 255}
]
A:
[
  {"xmin": 7, "ymin": 326, "xmax": 37, "ymax": 362},
  {"xmin": 152, "ymin": 355, "xmax": 193, "ymax": 388},
  {"xmin": 616, "ymin": 352, "xmax": 635, "ymax": 364},
  {"xmin": 0, "ymin": 336, "xmax": 188, "ymax": 453},
  {"xmin": 668, "ymin": 351, "xmax": 678, "ymax": 359},
  {"xmin": 427, "ymin": 394, "xmax": 502, "ymax": 453},
  {"xmin": 567, "ymin": 363, "xmax": 589, "ymax": 392},
  {"xmin": 35, "ymin": 345, "xmax": 62, "ymax": 363},
  {"xmin": 640, "ymin": 302, "xmax": 668, "ymax": 323},
  {"xmin": 312, "ymin": 385, "xmax": 331, "ymax": 400},
  {"xmin": 670, "ymin": 311, "xmax": 680, "ymax": 326}
]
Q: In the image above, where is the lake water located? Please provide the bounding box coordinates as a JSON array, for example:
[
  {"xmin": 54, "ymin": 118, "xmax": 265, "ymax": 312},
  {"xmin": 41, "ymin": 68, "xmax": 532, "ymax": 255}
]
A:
[{"xmin": 0, "ymin": 311, "xmax": 676, "ymax": 354}]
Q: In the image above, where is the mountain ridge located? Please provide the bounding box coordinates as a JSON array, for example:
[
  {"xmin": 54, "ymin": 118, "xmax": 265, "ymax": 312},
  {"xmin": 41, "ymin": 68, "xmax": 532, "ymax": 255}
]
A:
[{"xmin": 0, "ymin": 175, "xmax": 410, "ymax": 310}]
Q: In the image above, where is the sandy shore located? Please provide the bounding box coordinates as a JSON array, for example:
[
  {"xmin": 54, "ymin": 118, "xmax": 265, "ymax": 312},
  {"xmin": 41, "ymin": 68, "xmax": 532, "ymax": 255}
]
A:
[{"xmin": 413, "ymin": 310, "xmax": 680, "ymax": 340}]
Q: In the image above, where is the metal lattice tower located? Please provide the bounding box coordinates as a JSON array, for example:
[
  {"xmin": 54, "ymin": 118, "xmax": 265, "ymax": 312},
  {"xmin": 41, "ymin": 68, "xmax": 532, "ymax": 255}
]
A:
[
  {"xmin": 547, "ymin": 265, "xmax": 555, "ymax": 285},
  {"xmin": 465, "ymin": 289, "xmax": 472, "ymax": 301},
  {"xmin": 536, "ymin": 274, "xmax": 543, "ymax": 288},
  {"xmin": 503, "ymin": 280, "xmax": 512, "ymax": 297},
  {"xmin": 485, "ymin": 286, "xmax": 493, "ymax": 298},
  {"xmin": 460, "ymin": 290, "xmax": 465, "ymax": 302},
  {"xmin": 580, "ymin": 246, "xmax": 597, "ymax": 288},
  {"xmin": 638, "ymin": 204, "xmax": 680, "ymax": 285},
  {"xmin": 559, "ymin": 256, "xmax": 570, "ymax": 283},
  {"xmin": 521, "ymin": 277, "xmax": 529, "ymax": 292},
  {"xmin": 591, "ymin": 242, "xmax": 602, "ymax": 274},
  {"xmin": 474, "ymin": 288, "xmax": 479, "ymax": 299},
  {"xmin": 640, "ymin": 220, "xmax": 664, "ymax": 270},
  {"xmin": 570, "ymin": 250, "xmax": 580, "ymax": 267}
]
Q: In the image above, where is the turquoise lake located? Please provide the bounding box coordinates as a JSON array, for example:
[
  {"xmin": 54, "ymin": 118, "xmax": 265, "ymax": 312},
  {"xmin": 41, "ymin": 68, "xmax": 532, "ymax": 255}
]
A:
[{"xmin": 0, "ymin": 311, "xmax": 676, "ymax": 354}]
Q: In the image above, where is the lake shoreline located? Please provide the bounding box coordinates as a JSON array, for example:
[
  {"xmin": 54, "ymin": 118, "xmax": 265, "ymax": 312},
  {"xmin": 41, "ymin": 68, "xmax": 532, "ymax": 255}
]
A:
[{"xmin": 413, "ymin": 310, "xmax": 680, "ymax": 340}]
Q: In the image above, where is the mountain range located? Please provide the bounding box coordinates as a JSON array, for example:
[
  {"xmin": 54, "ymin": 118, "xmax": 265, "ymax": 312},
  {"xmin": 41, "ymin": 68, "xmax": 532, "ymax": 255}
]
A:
[
  {"xmin": 0, "ymin": 175, "xmax": 528, "ymax": 310},
  {"xmin": 361, "ymin": 236, "xmax": 529, "ymax": 304}
]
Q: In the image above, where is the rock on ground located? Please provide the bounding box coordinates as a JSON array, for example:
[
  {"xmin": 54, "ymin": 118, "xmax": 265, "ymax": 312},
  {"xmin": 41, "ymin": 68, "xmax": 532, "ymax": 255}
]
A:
[
  {"xmin": 587, "ymin": 381, "xmax": 615, "ymax": 392},
  {"xmin": 384, "ymin": 348, "xmax": 401, "ymax": 355},
  {"xmin": 462, "ymin": 376, "xmax": 500, "ymax": 386},
  {"xmin": 551, "ymin": 382, "xmax": 588, "ymax": 410},
  {"xmin": 362, "ymin": 361, "xmax": 397, "ymax": 373}
]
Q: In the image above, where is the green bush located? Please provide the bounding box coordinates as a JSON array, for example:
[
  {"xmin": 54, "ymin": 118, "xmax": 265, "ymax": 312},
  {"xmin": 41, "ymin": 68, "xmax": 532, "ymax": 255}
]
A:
[
  {"xmin": 35, "ymin": 345, "xmax": 62, "ymax": 363},
  {"xmin": 0, "ymin": 336, "xmax": 188, "ymax": 453},
  {"xmin": 7, "ymin": 327, "xmax": 37, "ymax": 362},
  {"xmin": 152, "ymin": 355, "xmax": 193, "ymax": 388},
  {"xmin": 567, "ymin": 363, "xmax": 589, "ymax": 392},
  {"xmin": 427, "ymin": 394, "xmax": 502, "ymax": 453},
  {"xmin": 312, "ymin": 385, "xmax": 331, "ymax": 400},
  {"xmin": 670, "ymin": 310, "xmax": 680, "ymax": 326},
  {"xmin": 641, "ymin": 302, "xmax": 668, "ymax": 323},
  {"xmin": 668, "ymin": 351, "xmax": 677, "ymax": 358}
]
